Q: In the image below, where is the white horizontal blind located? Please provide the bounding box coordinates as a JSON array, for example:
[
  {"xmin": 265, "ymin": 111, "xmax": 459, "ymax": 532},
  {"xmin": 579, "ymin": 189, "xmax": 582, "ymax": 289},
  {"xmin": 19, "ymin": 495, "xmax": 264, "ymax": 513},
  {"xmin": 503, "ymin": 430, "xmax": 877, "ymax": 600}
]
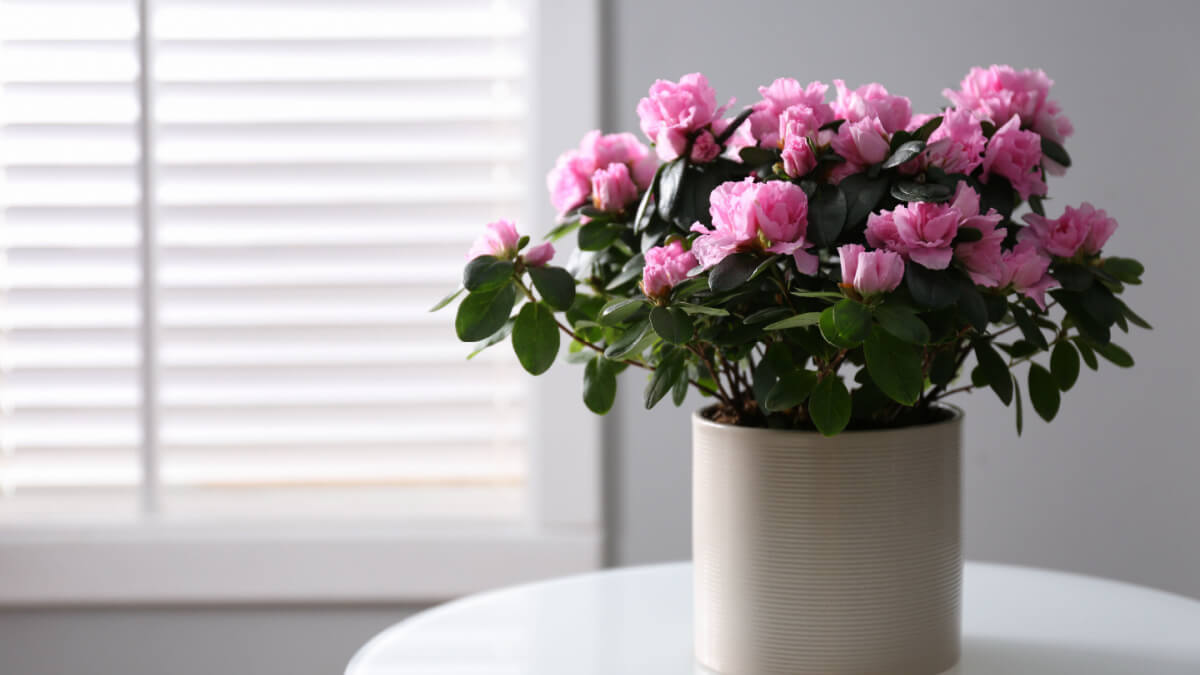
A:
[{"xmin": 0, "ymin": 0, "xmax": 533, "ymax": 520}]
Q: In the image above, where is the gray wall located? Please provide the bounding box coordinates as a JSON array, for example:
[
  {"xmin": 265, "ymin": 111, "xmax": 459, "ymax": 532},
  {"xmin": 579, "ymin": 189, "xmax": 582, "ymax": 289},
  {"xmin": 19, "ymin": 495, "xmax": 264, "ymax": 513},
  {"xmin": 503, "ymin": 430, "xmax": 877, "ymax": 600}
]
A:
[{"xmin": 606, "ymin": 0, "xmax": 1200, "ymax": 598}]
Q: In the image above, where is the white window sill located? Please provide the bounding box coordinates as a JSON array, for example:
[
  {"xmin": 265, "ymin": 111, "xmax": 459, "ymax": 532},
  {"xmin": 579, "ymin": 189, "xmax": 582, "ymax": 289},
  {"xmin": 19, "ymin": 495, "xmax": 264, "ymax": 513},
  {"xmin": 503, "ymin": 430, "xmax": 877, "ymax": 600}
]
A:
[{"xmin": 0, "ymin": 519, "xmax": 601, "ymax": 607}]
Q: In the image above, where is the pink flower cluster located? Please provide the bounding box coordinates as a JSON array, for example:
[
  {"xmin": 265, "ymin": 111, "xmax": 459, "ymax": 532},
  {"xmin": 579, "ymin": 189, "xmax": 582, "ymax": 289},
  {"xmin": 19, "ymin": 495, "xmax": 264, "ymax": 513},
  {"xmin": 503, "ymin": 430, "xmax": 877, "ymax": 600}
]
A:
[
  {"xmin": 837, "ymin": 244, "xmax": 904, "ymax": 296},
  {"xmin": 1022, "ymin": 202, "xmax": 1117, "ymax": 259},
  {"xmin": 642, "ymin": 240, "xmax": 698, "ymax": 299},
  {"xmin": 909, "ymin": 108, "xmax": 987, "ymax": 175},
  {"xmin": 944, "ymin": 65, "xmax": 1074, "ymax": 145},
  {"xmin": 467, "ymin": 219, "xmax": 554, "ymax": 267},
  {"xmin": 981, "ymin": 117, "xmax": 1047, "ymax": 200},
  {"xmin": 690, "ymin": 179, "xmax": 817, "ymax": 274},
  {"xmin": 546, "ymin": 130, "xmax": 656, "ymax": 215},
  {"xmin": 636, "ymin": 73, "xmax": 733, "ymax": 162},
  {"xmin": 745, "ymin": 78, "xmax": 835, "ymax": 149}
]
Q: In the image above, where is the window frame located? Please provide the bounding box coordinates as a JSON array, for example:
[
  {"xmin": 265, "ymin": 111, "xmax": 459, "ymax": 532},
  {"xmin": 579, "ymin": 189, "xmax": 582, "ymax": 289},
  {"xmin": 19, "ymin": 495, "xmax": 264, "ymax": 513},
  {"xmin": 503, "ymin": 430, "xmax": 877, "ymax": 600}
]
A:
[{"xmin": 0, "ymin": 0, "xmax": 604, "ymax": 606}]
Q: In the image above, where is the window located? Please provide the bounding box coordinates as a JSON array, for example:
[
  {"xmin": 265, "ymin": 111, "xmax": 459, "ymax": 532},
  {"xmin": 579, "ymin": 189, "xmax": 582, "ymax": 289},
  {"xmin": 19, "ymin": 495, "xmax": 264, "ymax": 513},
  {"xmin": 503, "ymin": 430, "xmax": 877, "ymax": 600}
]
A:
[{"xmin": 0, "ymin": 0, "xmax": 601, "ymax": 603}]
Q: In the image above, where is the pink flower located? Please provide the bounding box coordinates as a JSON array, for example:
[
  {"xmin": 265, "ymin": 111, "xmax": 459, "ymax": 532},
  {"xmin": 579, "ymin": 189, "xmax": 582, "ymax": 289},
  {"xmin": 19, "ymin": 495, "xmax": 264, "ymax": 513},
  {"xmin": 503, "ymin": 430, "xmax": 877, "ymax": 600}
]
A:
[
  {"xmin": 838, "ymin": 244, "xmax": 904, "ymax": 296},
  {"xmin": 833, "ymin": 80, "xmax": 912, "ymax": 134},
  {"xmin": 637, "ymin": 73, "xmax": 733, "ymax": 161},
  {"xmin": 690, "ymin": 179, "xmax": 817, "ymax": 274},
  {"xmin": 523, "ymin": 242, "xmax": 555, "ymax": 268},
  {"xmin": 949, "ymin": 183, "xmax": 1006, "ymax": 286},
  {"xmin": 999, "ymin": 241, "xmax": 1057, "ymax": 310},
  {"xmin": 1021, "ymin": 202, "xmax": 1118, "ymax": 258},
  {"xmin": 546, "ymin": 130, "xmax": 655, "ymax": 215},
  {"xmin": 943, "ymin": 65, "xmax": 1073, "ymax": 145},
  {"xmin": 746, "ymin": 78, "xmax": 834, "ymax": 148},
  {"xmin": 590, "ymin": 163, "xmax": 638, "ymax": 212},
  {"xmin": 829, "ymin": 116, "xmax": 891, "ymax": 183},
  {"xmin": 981, "ymin": 117, "xmax": 1047, "ymax": 200},
  {"xmin": 779, "ymin": 105, "xmax": 822, "ymax": 177},
  {"xmin": 891, "ymin": 202, "xmax": 961, "ymax": 269},
  {"xmin": 924, "ymin": 108, "xmax": 987, "ymax": 175},
  {"xmin": 689, "ymin": 129, "xmax": 722, "ymax": 163},
  {"xmin": 467, "ymin": 219, "xmax": 521, "ymax": 260},
  {"xmin": 641, "ymin": 240, "xmax": 698, "ymax": 298},
  {"xmin": 865, "ymin": 210, "xmax": 904, "ymax": 253}
]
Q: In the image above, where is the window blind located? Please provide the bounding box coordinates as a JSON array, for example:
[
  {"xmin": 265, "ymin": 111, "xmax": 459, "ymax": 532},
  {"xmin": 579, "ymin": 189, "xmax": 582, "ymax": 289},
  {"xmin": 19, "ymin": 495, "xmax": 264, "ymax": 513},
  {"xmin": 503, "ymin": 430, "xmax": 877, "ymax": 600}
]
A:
[{"xmin": 0, "ymin": 0, "xmax": 532, "ymax": 520}]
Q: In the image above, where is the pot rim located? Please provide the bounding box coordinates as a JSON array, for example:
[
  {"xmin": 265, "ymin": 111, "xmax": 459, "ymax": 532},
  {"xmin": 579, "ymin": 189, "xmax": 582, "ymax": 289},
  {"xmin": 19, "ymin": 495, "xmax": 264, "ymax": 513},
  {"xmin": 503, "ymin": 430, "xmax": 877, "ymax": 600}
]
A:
[{"xmin": 693, "ymin": 402, "xmax": 963, "ymax": 438}]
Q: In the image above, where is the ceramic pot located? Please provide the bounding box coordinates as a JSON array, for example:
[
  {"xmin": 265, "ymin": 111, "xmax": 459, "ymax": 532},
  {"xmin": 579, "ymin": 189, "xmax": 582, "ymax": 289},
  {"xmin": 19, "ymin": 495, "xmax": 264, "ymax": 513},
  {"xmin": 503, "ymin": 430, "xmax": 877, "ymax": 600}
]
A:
[{"xmin": 692, "ymin": 407, "xmax": 962, "ymax": 675}]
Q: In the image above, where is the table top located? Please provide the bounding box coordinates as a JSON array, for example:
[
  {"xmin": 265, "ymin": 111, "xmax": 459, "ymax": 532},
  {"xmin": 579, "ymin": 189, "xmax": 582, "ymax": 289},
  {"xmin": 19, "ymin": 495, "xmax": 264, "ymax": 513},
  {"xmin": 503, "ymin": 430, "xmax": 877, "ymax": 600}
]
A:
[{"xmin": 346, "ymin": 562, "xmax": 1200, "ymax": 675}]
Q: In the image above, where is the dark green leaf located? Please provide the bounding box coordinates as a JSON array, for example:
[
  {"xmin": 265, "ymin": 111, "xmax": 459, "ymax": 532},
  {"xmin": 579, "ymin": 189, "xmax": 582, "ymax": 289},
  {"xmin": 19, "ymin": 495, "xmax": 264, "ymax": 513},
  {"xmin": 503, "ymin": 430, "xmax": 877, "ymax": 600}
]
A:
[
  {"xmin": 764, "ymin": 370, "xmax": 819, "ymax": 412},
  {"xmin": 545, "ymin": 220, "xmax": 584, "ymax": 242},
  {"xmin": 598, "ymin": 297, "xmax": 647, "ymax": 326},
  {"xmin": 891, "ymin": 180, "xmax": 953, "ymax": 203},
  {"xmin": 752, "ymin": 343, "xmax": 789, "ymax": 405},
  {"xmin": 1081, "ymin": 284, "xmax": 1122, "ymax": 327},
  {"xmin": 675, "ymin": 302, "xmax": 729, "ymax": 317},
  {"xmin": 583, "ymin": 356, "xmax": 619, "ymax": 414},
  {"xmin": 1028, "ymin": 363, "xmax": 1061, "ymax": 422},
  {"xmin": 864, "ymin": 327, "xmax": 923, "ymax": 406},
  {"xmin": 791, "ymin": 290, "xmax": 845, "ymax": 300},
  {"xmin": 528, "ymin": 265, "xmax": 577, "ymax": 311},
  {"xmin": 655, "ymin": 159, "xmax": 686, "ymax": 221},
  {"xmin": 644, "ymin": 348, "xmax": 685, "ymax": 409},
  {"xmin": 1052, "ymin": 290, "xmax": 1111, "ymax": 345},
  {"xmin": 604, "ymin": 319, "xmax": 652, "ymax": 359},
  {"xmin": 605, "ymin": 253, "xmax": 645, "ymax": 291},
  {"xmin": 430, "ymin": 286, "xmax": 464, "ymax": 312},
  {"xmin": 1102, "ymin": 257, "xmax": 1144, "ymax": 285},
  {"xmin": 809, "ymin": 376, "xmax": 852, "ymax": 437},
  {"xmin": 511, "ymin": 301, "xmax": 560, "ymax": 375},
  {"xmin": 577, "ymin": 221, "xmax": 620, "ymax": 251},
  {"xmin": 715, "ymin": 107, "xmax": 754, "ymax": 145},
  {"xmin": 738, "ymin": 146, "xmax": 779, "ymax": 166},
  {"xmin": 1119, "ymin": 301, "xmax": 1152, "ymax": 330},
  {"xmin": 633, "ymin": 163, "xmax": 665, "ymax": 233},
  {"xmin": 463, "ymin": 255, "xmax": 514, "ymax": 292},
  {"xmin": 874, "ymin": 304, "xmax": 931, "ymax": 344},
  {"xmin": 840, "ymin": 173, "xmax": 891, "ymax": 226},
  {"xmin": 1014, "ymin": 377, "xmax": 1024, "ymax": 435},
  {"xmin": 808, "ymin": 183, "xmax": 847, "ymax": 247},
  {"xmin": 984, "ymin": 293, "xmax": 1009, "ymax": 323},
  {"xmin": 881, "ymin": 140, "xmax": 926, "ymax": 170},
  {"xmin": 1050, "ymin": 341, "xmax": 1080, "ymax": 391},
  {"xmin": 745, "ymin": 307, "xmax": 792, "ymax": 325},
  {"xmin": 669, "ymin": 276, "xmax": 709, "ymax": 299},
  {"xmin": 1028, "ymin": 195, "xmax": 1046, "ymax": 217},
  {"xmin": 912, "ymin": 115, "xmax": 943, "ymax": 141},
  {"xmin": 905, "ymin": 264, "xmax": 960, "ymax": 309},
  {"xmin": 763, "ymin": 311, "xmax": 822, "ymax": 331},
  {"xmin": 1074, "ymin": 339, "xmax": 1099, "ymax": 370},
  {"xmin": 455, "ymin": 283, "xmax": 518, "ymax": 342},
  {"xmin": 975, "ymin": 339, "xmax": 1013, "ymax": 405},
  {"xmin": 466, "ymin": 317, "xmax": 514, "ymax": 359},
  {"xmin": 650, "ymin": 306, "xmax": 694, "ymax": 344},
  {"xmin": 1096, "ymin": 342, "xmax": 1134, "ymax": 368},
  {"xmin": 929, "ymin": 349, "xmax": 958, "ymax": 385},
  {"xmin": 1040, "ymin": 137, "xmax": 1071, "ymax": 168},
  {"xmin": 1052, "ymin": 264, "xmax": 1093, "ymax": 292},
  {"xmin": 830, "ymin": 299, "xmax": 872, "ymax": 346},
  {"xmin": 708, "ymin": 252, "xmax": 759, "ymax": 293},
  {"xmin": 957, "ymin": 283, "xmax": 988, "ymax": 332},
  {"xmin": 953, "ymin": 227, "xmax": 983, "ymax": 243},
  {"xmin": 978, "ymin": 175, "xmax": 1015, "ymax": 218},
  {"xmin": 1011, "ymin": 304, "xmax": 1048, "ymax": 350},
  {"xmin": 749, "ymin": 254, "xmax": 781, "ymax": 281}
]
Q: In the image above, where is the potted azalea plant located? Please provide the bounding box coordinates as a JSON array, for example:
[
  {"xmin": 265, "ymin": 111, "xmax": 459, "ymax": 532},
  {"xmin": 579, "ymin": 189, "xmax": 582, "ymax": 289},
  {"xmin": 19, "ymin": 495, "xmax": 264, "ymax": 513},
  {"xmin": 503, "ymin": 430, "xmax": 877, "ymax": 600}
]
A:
[{"xmin": 433, "ymin": 65, "xmax": 1147, "ymax": 675}]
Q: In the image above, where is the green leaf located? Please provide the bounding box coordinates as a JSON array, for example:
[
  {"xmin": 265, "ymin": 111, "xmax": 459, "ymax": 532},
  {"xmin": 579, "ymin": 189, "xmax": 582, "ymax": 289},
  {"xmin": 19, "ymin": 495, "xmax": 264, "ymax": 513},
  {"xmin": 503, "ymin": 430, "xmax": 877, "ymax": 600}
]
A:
[
  {"xmin": 809, "ymin": 376, "xmax": 852, "ymax": 437},
  {"xmin": 912, "ymin": 115, "xmax": 943, "ymax": 141},
  {"xmin": 577, "ymin": 221, "xmax": 620, "ymax": 251},
  {"xmin": 905, "ymin": 264, "xmax": 960, "ymax": 309},
  {"xmin": 808, "ymin": 183, "xmax": 847, "ymax": 247},
  {"xmin": 864, "ymin": 327, "xmax": 923, "ymax": 406},
  {"xmin": 745, "ymin": 307, "xmax": 792, "ymax": 324},
  {"xmin": 929, "ymin": 349, "xmax": 958, "ymax": 385},
  {"xmin": 1040, "ymin": 137, "xmax": 1071, "ymax": 168},
  {"xmin": 957, "ymin": 283, "xmax": 988, "ymax": 333},
  {"xmin": 978, "ymin": 174, "xmax": 1015, "ymax": 218},
  {"xmin": 1052, "ymin": 264, "xmax": 1092, "ymax": 292},
  {"xmin": 1011, "ymin": 304, "xmax": 1049, "ymax": 350},
  {"xmin": 675, "ymin": 302, "xmax": 729, "ymax": 317},
  {"xmin": 880, "ymin": 140, "xmax": 925, "ymax": 170},
  {"xmin": 583, "ymin": 356, "xmax": 619, "ymax": 414},
  {"xmin": 831, "ymin": 299, "xmax": 872, "ymax": 345},
  {"xmin": 466, "ymin": 317, "xmax": 515, "ymax": 359},
  {"xmin": 953, "ymin": 227, "xmax": 983, "ymax": 243},
  {"xmin": 1118, "ymin": 300, "xmax": 1152, "ymax": 330},
  {"xmin": 1102, "ymin": 257, "xmax": 1145, "ymax": 285},
  {"xmin": 598, "ymin": 297, "xmax": 647, "ymax": 326},
  {"xmin": 511, "ymin": 301, "xmax": 560, "ymax": 375},
  {"xmin": 708, "ymin": 252, "xmax": 759, "ymax": 293},
  {"xmin": 1028, "ymin": 363, "xmax": 1061, "ymax": 422},
  {"xmin": 1028, "ymin": 194, "xmax": 1046, "ymax": 217},
  {"xmin": 873, "ymin": 303, "xmax": 931, "ymax": 345},
  {"xmin": 764, "ymin": 370, "xmax": 819, "ymax": 412},
  {"xmin": 644, "ymin": 348, "xmax": 685, "ymax": 409},
  {"xmin": 656, "ymin": 159, "xmax": 686, "ymax": 221},
  {"xmin": 429, "ymin": 286, "xmax": 464, "ymax": 312},
  {"xmin": 1081, "ymin": 284, "xmax": 1122, "ymax": 328},
  {"xmin": 749, "ymin": 254, "xmax": 781, "ymax": 282},
  {"xmin": 604, "ymin": 319, "xmax": 652, "ymax": 359},
  {"xmin": 463, "ymin": 255, "xmax": 514, "ymax": 292},
  {"xmin": 669, "ymin": 276, "xmax": 709, "ymax": 300},
  {"xmin": 891, "ymin": 180, "xmax": 952, "ymax": 203},
  {"xmin": 738, "ymin": 146, "xmax": 779, "ymax": 166},
  {"xmin": 455, "ymin": 282, "xmax": 518, "ymax": 342},
  {"xmin": 605, "ymin": 253, "xmax": 645, "ymax": 291},
  {"xmin": 975, "ymin": 339, "xmax": 1013, "ymax": 405},
  {"xmin": 671, "ymin": 370, "xmax": 690, "ymax": 406},
  {"xmin": 1074, "ymin": 339, "xmax": 1099, "ymax": 370},
  {"xmin": 650, "ymin": 306, "xmax": 694, "ymax": 344},
  {"xmin": 633, "ymin": 163, "xmax": 664, "ymax": 232},
  {"xmin": 840, "ymin": 173, "xmax": 891, "ymax": 226},
  {"xmin": 752, "ymin": 343, "xmax": 789, "ymax": 405},
  {"xmin": 1014, "ymin": 377, "xmax": 1024, "ymax": 436},
  {"xmin": 1050, "ymin": 341, "xmax": 1080, "ymax": 391},
  {"xmin": 545, "ymin": 220, "xmax": 584, "ymax": 242},
  {"xmin": 819, "ymin": 305, "xmax": 855, "ymax": 348},
  {"xmin": 528, "ymin": 265, "xmax": 577, "ymax": 311},
  {"xmin": 1096, "ymin": 342, "xmax": 1134, "ymax": 368},
  {"xmin": 791, "ymin": 289, "xmax": 845, "ymax": 300},
  {"xmin": 763, "ymin": 311, "xmax": 822, "ymax": 331}
]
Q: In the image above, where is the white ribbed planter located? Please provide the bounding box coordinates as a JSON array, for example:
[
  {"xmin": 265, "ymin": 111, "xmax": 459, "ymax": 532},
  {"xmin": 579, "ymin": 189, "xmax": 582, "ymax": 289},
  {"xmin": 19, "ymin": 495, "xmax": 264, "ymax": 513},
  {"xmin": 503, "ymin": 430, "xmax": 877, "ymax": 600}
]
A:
[{"xmin": 693, "ymin": 407, "xmax": 962, "ymax": 675}]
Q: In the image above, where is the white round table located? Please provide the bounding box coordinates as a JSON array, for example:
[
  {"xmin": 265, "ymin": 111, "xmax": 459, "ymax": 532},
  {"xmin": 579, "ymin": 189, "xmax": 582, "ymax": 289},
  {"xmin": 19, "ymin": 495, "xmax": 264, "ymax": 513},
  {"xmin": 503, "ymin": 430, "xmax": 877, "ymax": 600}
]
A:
[{"xmin": 346, "ymin": 562, "xmax": 1200, "ymax": 674}]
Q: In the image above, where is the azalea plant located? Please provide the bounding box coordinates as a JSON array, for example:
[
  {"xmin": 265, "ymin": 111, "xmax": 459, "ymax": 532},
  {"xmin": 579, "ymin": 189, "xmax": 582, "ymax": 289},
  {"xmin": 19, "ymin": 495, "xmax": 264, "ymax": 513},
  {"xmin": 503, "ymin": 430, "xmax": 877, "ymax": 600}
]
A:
[{"xmin": 433, "ymin": 65, "xmax": 1148, "ymax": 436}]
